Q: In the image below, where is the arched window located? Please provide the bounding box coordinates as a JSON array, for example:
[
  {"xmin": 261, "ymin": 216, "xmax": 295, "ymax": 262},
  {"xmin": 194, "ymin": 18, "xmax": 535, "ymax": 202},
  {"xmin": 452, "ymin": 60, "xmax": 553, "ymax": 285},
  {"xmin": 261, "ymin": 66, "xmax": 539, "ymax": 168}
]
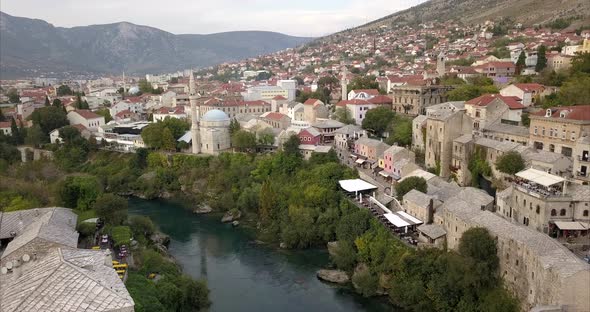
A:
[
  {"xmin": 536, "ymin": 205, "xmax": 540, "ymax": 214},
  {"xmin": 551, "ymin": 209, "xmax": 557, "ymax": 216},
  {"xmin": 560, "ymin": 209, "xmax": 566, "ymax": 216},
  {"xmin": 583, "ymin": 210, "xmax": 589, "ymax": 217}
]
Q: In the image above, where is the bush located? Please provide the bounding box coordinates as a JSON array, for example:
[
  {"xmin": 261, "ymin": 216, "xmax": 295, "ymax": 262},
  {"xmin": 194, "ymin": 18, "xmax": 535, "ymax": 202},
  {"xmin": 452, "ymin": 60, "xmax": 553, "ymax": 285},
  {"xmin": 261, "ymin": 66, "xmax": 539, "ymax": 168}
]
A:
[
  {"xmin": 111, "ymin": 226, "xmax": 132, "ymax": 247},
  {"xmin": 395, "ymin": 177, "xmax": 427, "ymax": 200},
  {"xmin": 76, "ymin": 222, "xmax": 97, "ymax": 238},
  {"xmin": 94, "ymin": 193, "xmax": 128, "ymax": 226},
  {"xmin": 495, "ymin": 151, "xmax": 525, "ymax": 175}
]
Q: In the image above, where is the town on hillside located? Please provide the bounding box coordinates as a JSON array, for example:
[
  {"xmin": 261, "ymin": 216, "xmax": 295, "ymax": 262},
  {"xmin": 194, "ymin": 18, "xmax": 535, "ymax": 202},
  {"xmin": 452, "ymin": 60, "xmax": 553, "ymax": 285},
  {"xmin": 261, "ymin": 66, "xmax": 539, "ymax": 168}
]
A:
[{"xmin": 1, "ymin": 16, "xmax": 590, "ymax": 312}]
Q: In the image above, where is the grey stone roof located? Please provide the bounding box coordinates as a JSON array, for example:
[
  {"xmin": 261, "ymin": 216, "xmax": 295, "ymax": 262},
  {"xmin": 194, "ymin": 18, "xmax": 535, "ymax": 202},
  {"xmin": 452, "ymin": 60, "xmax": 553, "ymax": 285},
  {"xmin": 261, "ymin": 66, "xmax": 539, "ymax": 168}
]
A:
[
  {"xmin": 475, "ymin": 137, "xmax": 521, "ymax": 152},
  {"xmin": 418, "ymin": 223, "xmax": 447, "ymax": 239},
  {"xmin": 525, "ymin": 150, "xmax": 570, "ymax": 164},
  {"xmin": 334, "ymin": 124, "xmax": 363, "ymax": 135},
  {"xmin": 576, "ymin": 135, "xmax": 590, "ymax": 145},
  {"xmin": 404, "ymin": 189, "xmax": 434, "ymax": 208},
  {"xmin": 0, "ymin": 209, "xmax": 48, "ymax": 239},
  {"xmin": 454, "ymin": 187, "xmax": 494, "ymax": 207},
  {"xmin": 1, "ymin": 208, "xmax": 79, "ymax": 259},
  {"xmin": 426, "ymin": 177, "xmax": 461, "ymax": 202},
  {"xmin": 454, "ymin": 134, "xmax": 473, "ymax": 144},
  {"xmin": 443, "ymin": 193, "xmax": 589, "ymax": 279},
  {"xmin": 483, "ymin": 123, "xmax": 530, "ymax": 137},
  {"xmin": 0, "ymin": 248, "xmax": 134, "ymax": 312},
  {"xmin": 569, "ymin": 183, "xmax": 590, "ymax": 202},
  {"xmin": 356, "ymin": 137, "xmax": 390, "ymax": 149},
  {"xmin": 413, "ymin": 115, "xmax": 427, "ymax": 124},
  {"xmin": 312, "ymin": 119, "xmax": 345, "ymax": 129}
]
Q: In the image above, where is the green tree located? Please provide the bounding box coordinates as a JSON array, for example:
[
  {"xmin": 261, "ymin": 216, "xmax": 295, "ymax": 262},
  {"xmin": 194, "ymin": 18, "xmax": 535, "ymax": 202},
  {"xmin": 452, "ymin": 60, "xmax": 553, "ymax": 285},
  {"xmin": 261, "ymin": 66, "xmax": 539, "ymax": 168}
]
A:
[
  {"xmin": 395, "ymin": 176, "xmax": 427, "ymax": 200},
  {"xmin": 556, "ymin": 75, "xmax": 590, "ymax": 105},
  {"xmin": 94, "ymin": 193, "xmax": 128, "ymax": 225},
  {"xmin": 571, "ymin": 52, "xmax": 590, "ymax": 75},
  {"xmin": 334, "ymin": 107, "xmax": 355, "ymax": 124},
  {"xmin": 347, "ymin": 75, "xmax": 379, "ymax": 91},
  {"xmin": 283, "ymin": 134, "xmax": 301, "ymax": 156},
  {"xmin": 332, "ymin": 240, "xmax": 358, "ymax": 271},
  {"xmin": 138, "ymin": 79, "xmax": 154, "ymax": 94},
  {"xmin": 7, "ymin": 88, "xmax": 19, "ymax": 103},
  {"xmin": 259, "ymin": 180, "xmax": 274, "ymax": 225},
  {"xmin": 317, "ymin": 76, "xmax": 339, "ymax": 94},
  {"xmin": 521, "ymin": 113, "xmax": 530, "ymax": 127},
  {"xmin": 31, "ymin": 106, "xmax": 69, "ymax": 137},
  {"xmin": 495, "ymin": 151, "xmax": 525, "ymax": 175},
  {"xmin": 25, "ymin": 125, "xmax": 44, "ymax": 147},
  {"xmin": 257, "ymin": 128, "xmax": 275, "ymax": 146},
  {"xmin": 459, "ymin": 228, "xmax": 499, "ymax": 287},
  {"xmin": 59, "ymin": 176, "xmax": 102, "ymax": 210},
  {"xmin": 362, "ymin": 107, "xmax": 395, "ymax": 137},
  {"xmin": 516, "ymin": 51, "xmax": 527, "ymax": 75},
  {"xmin": 56, "ymin": 85, "xmax": 73, "ymax": 96},
  {"xmin": 161, "ymin": 128, "xmax": 176, "ymax": 151},
  {"xmin": 386, "ymin": 116, "xmax": 413, "ymax": 146},
  {"xmin": 229, "ymin": 118, "xmax": 241, "ymax": 135},
  {"xmin": 535, "ymin": 45, "xmax": 547, "ymax": 72},
  {"xmin": 52, "ymin": 98, "xmax": 62, "ymax": 107},
  {"xmin": 231, "ymin": 130, "xmax": 257, "ymax": 152},
  {"xmin": 95, "ymin": 108, "xmax": 113, "ymax": 123},
  {"xmin": 447, "ymin": 84, "xmax": 499, "ymax": 101},
  {"xmin": 0, "ymin": 143, "xmax": 21, "ymax": 165}
]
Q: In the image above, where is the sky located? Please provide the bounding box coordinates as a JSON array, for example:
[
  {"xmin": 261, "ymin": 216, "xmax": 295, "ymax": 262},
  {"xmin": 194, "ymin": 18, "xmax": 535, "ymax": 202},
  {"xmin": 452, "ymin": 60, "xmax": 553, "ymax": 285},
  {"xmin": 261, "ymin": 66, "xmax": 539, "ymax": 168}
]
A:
[{"xmin": 1, "ymin": 0, "xmax": 427, "ymax": 37}]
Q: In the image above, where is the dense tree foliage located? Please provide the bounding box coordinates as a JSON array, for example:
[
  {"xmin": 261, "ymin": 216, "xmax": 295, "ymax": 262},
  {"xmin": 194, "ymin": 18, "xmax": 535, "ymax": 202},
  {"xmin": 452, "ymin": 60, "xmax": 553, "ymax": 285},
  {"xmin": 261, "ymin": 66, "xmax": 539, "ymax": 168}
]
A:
[
  {"xmin": 495, "ymin": 151, "xmax": 525, "ymax": 175},
  {"xmin": 395, "ymin": 177, "xmax": 427, "ymax": 200},
  {"xmin": 334, "ymin": 107, "xmax": 356, "ymax": 124},
  {"xmin": 57, "ymin": 85, "xmax": 73, "ymax": 96},
  {"xmin": 231, "ymin": 130, "xmax": 257, "ymax": 152},
  {"xmin": 347, "ymin": 75, "xmax": 380, "ymax": 92},
  {"xmin": 362, "ymin": 107, "xmax": 395, "ymax": 137},
  {"xmin": 58, "ymin": 175, "xmax": 102, "ymax": 210},
  {"xmin": 30, "ymin": 106, "xmax": 69, "ymax": 138},
  {"xmin": 94, "ymin": 193, "xmax": 128, "ymax": 225},
  {"xmin": 141, "ymin": 118, "xmax": 190, "ymax": 150},
  {"xmin": 535, "ymin": 45, "xmax": 547, "ymax": 72},
  {"xmin": 386, "ymin": 115, "xmax": 413, "ymax": 147}
]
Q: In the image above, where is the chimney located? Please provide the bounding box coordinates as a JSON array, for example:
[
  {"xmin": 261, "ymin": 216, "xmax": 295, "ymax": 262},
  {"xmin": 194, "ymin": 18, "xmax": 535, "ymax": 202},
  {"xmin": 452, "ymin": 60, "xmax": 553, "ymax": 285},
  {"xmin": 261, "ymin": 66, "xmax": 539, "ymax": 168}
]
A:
[{"xmin": 427, "ymin": 199, "xmax": 434, "ymax": 224}]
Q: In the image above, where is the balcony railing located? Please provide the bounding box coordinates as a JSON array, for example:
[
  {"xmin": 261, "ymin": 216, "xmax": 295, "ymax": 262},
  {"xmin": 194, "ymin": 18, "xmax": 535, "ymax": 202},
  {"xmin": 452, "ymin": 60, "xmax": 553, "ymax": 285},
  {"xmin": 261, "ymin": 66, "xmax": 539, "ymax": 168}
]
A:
[{"xmin": 578, "ymin": 155, "xmax": 590, "ymax": 162}]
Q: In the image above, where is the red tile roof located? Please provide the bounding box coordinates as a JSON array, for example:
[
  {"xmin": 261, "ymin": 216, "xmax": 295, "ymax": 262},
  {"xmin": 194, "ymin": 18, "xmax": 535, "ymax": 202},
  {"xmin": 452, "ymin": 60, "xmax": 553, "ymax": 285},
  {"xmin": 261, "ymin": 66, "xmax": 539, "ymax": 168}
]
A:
[
  {"xmin": 264, "ymin": 112, "xmax": 288, "ymax": 121},
  {"xmin": 73, "ymin": 109, "xmax": 101, "ymax": 119},
  {"xmin": 368, "ymin": 95, "xmax": 392, "ymax": 104},
  {"xmin": 304, "ymin": 98, "xmax": 321, "ymax": 105},
  {"xmin": 532, "ymin": 105, "xmax": 590, "ymax": 121},
  {"xmin": 351, "ymin": 89, "xmax": 380, "ymax": 96},
  {"xmin": 513, "ymin": 83, "xmax": 545, "ymax": 92},
  {"xmin": 272, "ymin": 95, "xmax": 287, "ymax": 100},
  {"xmin": 466, "ymin": 94, "xmax": 524, "ymax": 109},
  {"xmin": 336, "ymin": 99, "xmax": 372, "ymax": 106}
]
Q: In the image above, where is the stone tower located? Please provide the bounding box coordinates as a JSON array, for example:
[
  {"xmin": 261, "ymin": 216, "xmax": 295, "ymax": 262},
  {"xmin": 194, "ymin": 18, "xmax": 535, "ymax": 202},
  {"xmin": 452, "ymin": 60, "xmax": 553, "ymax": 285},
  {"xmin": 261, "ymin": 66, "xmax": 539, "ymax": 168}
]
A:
[
  {"xmin": 341, "ymin": 65, "xmax": 348, "ymax": 101},
  {"xmin": 436, "ymin": 51, "xmax": 446, "ymax": 77},
  {"xmin": 189, "ymin": 70, "xmax": 201, "ymax": 154}
]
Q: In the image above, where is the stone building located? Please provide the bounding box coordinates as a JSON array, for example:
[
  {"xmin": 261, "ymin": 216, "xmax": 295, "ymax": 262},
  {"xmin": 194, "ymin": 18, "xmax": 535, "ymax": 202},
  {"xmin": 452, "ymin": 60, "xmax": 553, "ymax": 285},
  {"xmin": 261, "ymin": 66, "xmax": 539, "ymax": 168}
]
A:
[
  {"xmin": 0, "ymin": 208, "xmax": 135, "ymax": 312},
  {"xmin": 334, "ymin": 124, "xmax": 365, "ymax": 150},
  {"xmin": 390, "ymin": 85, "xmax": 453, "ymax": 116},
  {"xmin": 424, "ymin": 106, "xmax": 473, "ymax": 179},
  {"xmin": 411, "ymin": 115, "xmax": 427, "ymax": 151},
  {"xmin": 441, "ymin": 194, "xmax": 589, "ymax": 312},
  {"xmin": 529, "ymin": 106, "xmax": 590, "ymax": 156},
  {"xmin": 464, "ymin": 94, "xmax": 524, "ymax": 134},
  {"xmin": 496, "ymin": 168, "xmax": 590, "ymax": 234},
  {"xmin": 573, "ymin": 136, "xmax": 590, "ymax": 183},
  {"xmin": 199, "ymin": 109, "xmax": 231, "ymax": 155}
]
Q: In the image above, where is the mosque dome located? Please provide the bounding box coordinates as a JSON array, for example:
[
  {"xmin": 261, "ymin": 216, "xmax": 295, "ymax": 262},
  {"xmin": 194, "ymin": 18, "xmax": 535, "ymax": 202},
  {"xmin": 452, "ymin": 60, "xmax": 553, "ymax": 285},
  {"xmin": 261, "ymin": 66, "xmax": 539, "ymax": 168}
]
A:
[
  {"xmin": 128, "ymin": 86, "xmax": 140, "ymax": 95},
  {"xmin": 201, "ymin": 109, "xmax": 230, "ymax": 122}
]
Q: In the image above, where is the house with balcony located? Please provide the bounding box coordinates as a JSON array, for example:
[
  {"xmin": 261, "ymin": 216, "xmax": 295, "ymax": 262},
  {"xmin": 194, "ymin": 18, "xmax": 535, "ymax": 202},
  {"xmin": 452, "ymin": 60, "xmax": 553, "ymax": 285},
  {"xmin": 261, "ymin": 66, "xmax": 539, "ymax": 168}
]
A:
[{"xmin": 573, "ymin": 136, "xmax": 590, "ymax": 183}]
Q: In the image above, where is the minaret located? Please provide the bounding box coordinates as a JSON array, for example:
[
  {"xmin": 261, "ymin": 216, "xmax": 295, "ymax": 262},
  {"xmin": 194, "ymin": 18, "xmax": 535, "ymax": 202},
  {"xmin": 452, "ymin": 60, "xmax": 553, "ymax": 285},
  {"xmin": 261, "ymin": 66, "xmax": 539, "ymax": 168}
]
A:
[
  {"xmin": 189, "ymin": 70, "xmax": 201, "ymax": 154},
  {"xmin": 341, "ymin": 65, "xmax": 348, "ymax": 101},
  {"xmin": 122, "ymin": 72, "xmax": 126, "ymax": 98},
  {"xmin": 436, "ymin": 51, "xmax": 446, "ymax": 77}
]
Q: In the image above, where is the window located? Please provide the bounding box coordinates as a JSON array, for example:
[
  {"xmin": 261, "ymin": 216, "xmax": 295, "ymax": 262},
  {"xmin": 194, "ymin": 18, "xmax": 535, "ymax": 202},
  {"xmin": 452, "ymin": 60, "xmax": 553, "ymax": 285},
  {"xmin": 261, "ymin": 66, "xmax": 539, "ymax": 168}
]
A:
[
  {"xmin": 524, "ymin": 199, "xmax": 526, "ymax": 206},
  {"xmin": 584, "ymin": 210, "xmax": 589, "ymax": 217},
  {"xmin": 551, "ymin": 209, "xmax": 556, "ymax": 216},
  {"xmin": 560, "ymin": 209, "xmax": 566, "ymax": 216},
  {"xmin": 536, "ymin": 205, "xmax": 540, "ymax": 214},
  {"xmin": 534, "ymin": 127, "xmax": 538, "ymax": 135},
  {"xmin": 542, "ymin": 127, "xmax": 545, "ymax": 136}
]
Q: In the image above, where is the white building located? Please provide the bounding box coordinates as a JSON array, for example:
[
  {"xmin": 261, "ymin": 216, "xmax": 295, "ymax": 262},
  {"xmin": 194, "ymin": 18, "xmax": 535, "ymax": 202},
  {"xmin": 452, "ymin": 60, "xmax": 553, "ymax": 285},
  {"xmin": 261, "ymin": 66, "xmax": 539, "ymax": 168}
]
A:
[{"xmin": 67, "ymin": 110, "xmax": 105, "ymax": 130}]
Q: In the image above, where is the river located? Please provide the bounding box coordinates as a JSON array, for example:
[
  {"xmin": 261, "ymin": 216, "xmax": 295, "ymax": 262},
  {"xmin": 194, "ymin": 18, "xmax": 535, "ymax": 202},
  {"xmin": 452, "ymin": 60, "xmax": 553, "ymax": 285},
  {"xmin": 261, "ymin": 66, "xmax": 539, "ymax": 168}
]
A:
[{"xmin": 128, "ymin": 197, "xmax": 396, "ymax": 312}]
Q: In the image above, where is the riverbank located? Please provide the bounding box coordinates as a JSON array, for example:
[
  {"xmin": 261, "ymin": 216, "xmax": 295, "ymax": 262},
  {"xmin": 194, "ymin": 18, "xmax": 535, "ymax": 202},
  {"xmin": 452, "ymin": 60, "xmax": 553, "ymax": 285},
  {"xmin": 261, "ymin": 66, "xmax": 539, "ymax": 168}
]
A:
[{"xmin": 128, "ymin": 197, "xmax": 397, "ymax": 312}]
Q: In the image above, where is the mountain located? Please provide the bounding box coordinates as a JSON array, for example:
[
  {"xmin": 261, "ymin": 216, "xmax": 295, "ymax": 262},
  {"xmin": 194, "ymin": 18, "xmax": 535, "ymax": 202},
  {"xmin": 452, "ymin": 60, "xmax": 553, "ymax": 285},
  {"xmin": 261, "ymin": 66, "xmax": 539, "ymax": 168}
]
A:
[
  {"xmin": 355, "ymin": 0, "xmax": 590, "ymax": 31},
  {"xmin": 0, "ymin": 11, "xmax": 312, "ymax": 78}
]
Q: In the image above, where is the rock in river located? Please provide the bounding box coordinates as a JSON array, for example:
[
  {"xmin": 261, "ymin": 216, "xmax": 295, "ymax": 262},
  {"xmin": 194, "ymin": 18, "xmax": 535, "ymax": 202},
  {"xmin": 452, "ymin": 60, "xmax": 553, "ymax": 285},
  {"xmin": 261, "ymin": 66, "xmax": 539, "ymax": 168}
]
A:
[
  {"xmin": 316, "ymin": 269, "xmax": 350, "ymax": 284},
  {"xmin": 221, "ymin": 210, "xmax": 242, "ymax": 223},
  {"xmin": 194, "ymin": 205, "xmax": 212, "ymax": 214}
]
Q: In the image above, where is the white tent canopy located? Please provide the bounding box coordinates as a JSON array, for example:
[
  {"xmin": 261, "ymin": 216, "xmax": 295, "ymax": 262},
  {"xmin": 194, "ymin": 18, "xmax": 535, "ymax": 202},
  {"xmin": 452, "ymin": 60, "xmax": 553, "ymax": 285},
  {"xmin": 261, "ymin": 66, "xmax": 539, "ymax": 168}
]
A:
[
  {"xmin": 339, "ymin": 179, "xmax": 378, "ymax": 193},
  {"xmin": 397, "ymin": 211, "xmax": 423, "ymax": 225},
  {"xmin": 516, "ymin": 168, "xmax": 565, "ymax": 187},
  {"xmin": 554, "ymin": 221, "xmax": 590, "ymax": 231},
  {"xmin": 384, "ymin": 213, "xmax": 410, "ymax": 227}
]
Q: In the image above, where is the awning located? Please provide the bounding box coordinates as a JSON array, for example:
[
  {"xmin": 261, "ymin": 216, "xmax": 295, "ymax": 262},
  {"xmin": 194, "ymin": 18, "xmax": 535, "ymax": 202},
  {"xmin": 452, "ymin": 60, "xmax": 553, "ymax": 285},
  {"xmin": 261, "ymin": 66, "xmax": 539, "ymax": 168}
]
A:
[
  {"xmin": 516, "ymin": 168, "xmax": 565, "ymax": 187},
  {"xmin": 339, "ymin": 179, "xmax": 378, "ymax": 192},
  {"xmin": 379, "ymin": 171, "xmax": 390, "ymax": 178},
  {"xmin": 384, "ymin": 213, "xmax": 410, "ymax": 227},
  {"xmin": 355, "ymin": 159, "xmax": 366, "ymax": 164},
  {"xmin": 397, "ymin": 211, "xmax": 423, "ymax": 225},
  {"xmin": 554, "ymin": 221, "xmax": 590, "ymax": 231}
]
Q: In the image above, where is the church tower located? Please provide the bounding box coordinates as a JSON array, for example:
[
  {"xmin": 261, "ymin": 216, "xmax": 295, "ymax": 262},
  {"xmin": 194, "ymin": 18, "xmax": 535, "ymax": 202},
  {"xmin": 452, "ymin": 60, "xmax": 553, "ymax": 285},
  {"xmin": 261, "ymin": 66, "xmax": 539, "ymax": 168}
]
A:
[
  {"xmin": 189, "ymin": 70, "xmax": 201, "ymax": 154},
  {"xmin": 436, "ymin": 51, "xmax": 446, "ymax": 77},
  {"xmin": 341, "ymin": 65, "xmax": 348, "ymax": 101}
]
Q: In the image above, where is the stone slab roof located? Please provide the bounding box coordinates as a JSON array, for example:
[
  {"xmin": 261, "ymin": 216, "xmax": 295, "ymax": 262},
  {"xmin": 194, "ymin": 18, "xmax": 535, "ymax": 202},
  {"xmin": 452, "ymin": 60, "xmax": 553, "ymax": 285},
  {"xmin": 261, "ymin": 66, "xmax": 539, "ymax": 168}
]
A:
[
  {"xmin": 0, "ymin": 248, "xmax": 134, "ymax": 312},
  {"xmin": 403, "ymin": 189, "xmax": 435, "ymax": 209},
  {"xmin": 418, "ymin": 223, "xmax": 447, "ymax": 239},
  {"xmin": 1, "ymin": 208, "xmax": 79, "ymax": 260},
  {"xmin": 483, "ymin": 123, "xmax": 529, "ymax": 137}
]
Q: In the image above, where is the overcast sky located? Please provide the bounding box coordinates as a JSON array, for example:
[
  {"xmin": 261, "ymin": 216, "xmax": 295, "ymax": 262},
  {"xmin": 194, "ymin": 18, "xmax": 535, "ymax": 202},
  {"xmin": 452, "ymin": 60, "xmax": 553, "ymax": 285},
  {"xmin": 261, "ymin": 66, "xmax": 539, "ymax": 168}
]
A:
[{"xmin": 1, "ymin": 0, "xmax": 427, "ymax": 37}]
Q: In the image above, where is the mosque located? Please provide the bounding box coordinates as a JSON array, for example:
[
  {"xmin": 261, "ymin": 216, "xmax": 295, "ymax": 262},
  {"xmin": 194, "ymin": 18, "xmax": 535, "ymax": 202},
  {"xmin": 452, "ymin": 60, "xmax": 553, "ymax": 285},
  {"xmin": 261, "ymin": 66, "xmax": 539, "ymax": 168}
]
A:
[{"xmin": 189, "ymin": 71, "xmax": 231, "ymax": 155}]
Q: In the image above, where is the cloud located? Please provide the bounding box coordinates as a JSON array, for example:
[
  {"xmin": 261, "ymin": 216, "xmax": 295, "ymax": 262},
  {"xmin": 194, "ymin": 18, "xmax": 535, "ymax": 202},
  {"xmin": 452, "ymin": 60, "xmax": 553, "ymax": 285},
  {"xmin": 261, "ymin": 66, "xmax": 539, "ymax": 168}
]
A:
[{"xmin": 0, "ymin": 0, "xmax": 427, "ymax": 36}]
